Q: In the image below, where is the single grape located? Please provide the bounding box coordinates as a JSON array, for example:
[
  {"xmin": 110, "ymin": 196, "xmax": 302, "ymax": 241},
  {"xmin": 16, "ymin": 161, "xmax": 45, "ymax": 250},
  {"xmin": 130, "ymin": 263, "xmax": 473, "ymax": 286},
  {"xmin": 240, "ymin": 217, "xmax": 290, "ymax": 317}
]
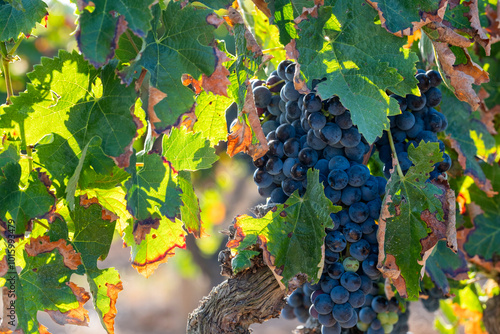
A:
[
  {"xmin": 283, "ymin": 81, "xmax": 301, "ymax": 101},
  {"xmin": 332, "ymin": 303, "xmax": 354, "ymax": 322},
  {"xmin": 340, "ymin": 127, "xmax": 361, "ymax": 148},
  {"xmin": 359, "ymin": 307, "xmax": 377, "ymax": 324},
  {"xmin": 318, "ymin": 312, "xmax": 338, "ymax": 327},
  {"xmin": 303, "ymin": 93, "xmax": 323, "ymax": 112},
  {"xmin": 321, "ymin": 322, "xmax": 341, "ymax": 334},
  {"xmin": 340, "ymin": 272, "xmax": 361, "ymax": 292},
  {"xmin": 277, "ymin": 60, "xmax": 293, "ymax": 80},
  {"xmin": 321, "ymin": 276, "xmax": 340, "ymax": 293},
  {"xmin": 254, "ymin": 169, "xmax": 273, "ymax": 188},
  {"xmin": 314, "ymin": 293, "xmax": 334, "ymax": 315},
  {"xmin": 328, "ymin": 169, "xmax": 349, "ymax": 190},
  {"xmin": 319, "ymin": 123, "xmax": 342, "ymax": 145},
  {"xmin": 270, "ymin": 187, "xmax": 288, "ymax": 204},
  {"xmin": 335, "ymin": 111, "xmax": 353, "ymax": 129},
  {"xmin": 436, "ymin": 153, "xmax": 451, "ymax": 172},
  {"xmin": 347, "ymin": 164, "xmax": 370, "ymax": 187},
  {"xmin": 426, "ymin": 69, "xmax": 442, "ymax": 87},
  {"xmin": 395, "ymin": 110, "xmax": 416, "ymax": 131},
  {"xmin": 325, "ymin": 248, "xmax": 340, "ymax": 264},
  {"xmin": 326, "ymin": 96, "xmax": 346, "ymax": 116},
  {"xmin": 362, "ymin": 254, "xmax": 380, "ymax": 278},
  {"xmin": 281, "ymin": 178, "xmax": 302, "ymax": 196},
  {"xmin": 343, "ymin": 222, "xmax": 363, "ymax": 243},
  {"xmin": 327, "ymin": 262, "xmax": 345, "ymax": 279},
  {"xmin": 415, "ymin": 73, "xmax": 431, "ymax": 93},
  {"xmin": 266, "ymin": 75, "xmax": 285, "ymax": 93},
  {"xmin": 338, "ymin": 310, "xmax": 358, "ymax": 328},
  {"xmin": 280, "ymin": 304, "xmax": 296, "ymax": 320},
  {"xmin": 299, "ymin": 147, "xmax": 319, "ymax": 167},
  {"xmin": 253, "ymin": 86, "xmax": 272, "ymax": 108},
  {"xmin": 283, "ymin": 138, "xmax": 300, "ymax": 158},
  {"xmin": 285, "ymin": 100, "xmax": 301, "ymax": 120},
  {"xmin": 342, "ymin": 256, "xmax": 360, "ymax": 272},
  {"xmin": 309, "ymin": 112, "xmax": 327, "ymax": 130},
  {"xmin": 349, "ymin": 239, "xmax": 371, "ymax": 261},
  {"xmin": 330, "ymin": 285, "xmax": 350, "ymax": 304},
  {"xmin": 341, "ymin": 186, "xmax": 362, "ymax": 206},
  {"xmin": 326, "ymin": 231, "xmax": 347, "ymax": 252},
  {"xmin": 285, "ymin": 63, "xmax": 296, "ymax": 81},
  {"xmin": 325, "ymin": 186, "xmax": 341, "ymax": 204},
  {"xmin": 348, "ymin": 290, "xmax": 366, "ymax": 308},
  {"xmin": 290, "ymin": 163, "xmax": 308, "ymax": 181},
  {"xmin": 406, "ymin": 93, "xmax": 427, "ymax": 111},
  {"xmin": 371, "ymin": 296, "xmax": 389, "ymax": 313},
  {"xmin": 307, "ymin": 129, "xmax": 328, "ymax": 150}
]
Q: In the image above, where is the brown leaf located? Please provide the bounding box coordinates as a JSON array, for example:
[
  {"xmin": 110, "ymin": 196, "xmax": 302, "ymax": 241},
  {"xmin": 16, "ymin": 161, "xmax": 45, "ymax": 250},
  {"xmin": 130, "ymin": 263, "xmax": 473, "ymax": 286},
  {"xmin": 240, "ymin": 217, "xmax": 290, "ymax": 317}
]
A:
[
  {"xmin": 366, "ymin": 0, "xmax": 448, "ymax": 37},
  {"xmin": 201, "ymin": 47, "xmax": 232, "ymax": 97},
  {"xmin": 427, "ymin": 21, "xmax": 472, "ymax": 48},
  {"xmin": 177, "ymin": 108, "xmax": 197, "ymax": 131},
  {"xmin": 227, "ymin": 85, "xmax": 269, "ymax": 159},
  {"xmin": 464, "ymin": 0, "xmax": 491, "ymax": 55},
  {"xmin": 25, "ymin": 236, "xmax": 82, "ymax": 270},
  {"xmin": 206, "ymin": 13, "xmax": 225, "ymax": 28},
  {"xmin": 45, "ymin": 282, "xmax": 90, "ymax": 326},
  {"xmin": 478, "ymin": 88, "xmax": 500, "ymax": 135},
  {"xmin": 251, "ymin": 0, "xmax": 271, "ymax": 18},
  {"xmin": 433, "ymin": 41, "xmax": 489, "ymax": 110},
  {"xmin": 0, "ymin": 258, "xmax": 7, "ymax": 278},
  {"xmin": 147, "ymin": 86, "xmax": 167, "ymax": 134},
  {"xmin": 485, "ymin": 4, "xmax": 500, "ymax": 44},
  {"xmin": 102, "ymin": 281, "xmax": 123, "ymax": 334},
  {"xmin": 132, "ymin": 217, "xmax": 161, "ymax": 245},
  {"xmin": 181, "ymin": 74, "xmax": 202, "ymax": 95},
  {"xmin": 227, "ymin": 7, "xmax": 263, "ymax": 56}
]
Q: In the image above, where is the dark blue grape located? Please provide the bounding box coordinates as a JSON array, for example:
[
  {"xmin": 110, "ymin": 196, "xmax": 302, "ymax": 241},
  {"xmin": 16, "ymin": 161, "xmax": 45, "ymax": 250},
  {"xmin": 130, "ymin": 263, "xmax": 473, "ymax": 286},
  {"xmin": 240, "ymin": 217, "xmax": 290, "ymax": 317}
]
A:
[
  {"xmin": 295, "ymin": 306, "xmax": 310, "ymax": 323},
  {"xmin": 326, "ymin": 231, "xmax": 347, "ymax": 252},
  {"xmin": 266, "ymin": 75, "xmax": 285, "ymax": 93},
  {"xmin": 307, "ymin": 129, "xmax": 328, "ymax": 150},
  {"xmin": 287, "ymin": 289, "xmax": 303, "ymax": 307},
  {"xmin": 283, "ymin": 81, "xmax": 301, "ymax": 101},
  {"xmin": 301, "ymin": 117, "xmax": 312, "ymax": 133},
  {"xmin": 341, "ymin": 186, "xmax": 362, "ymax": 206},
  {"xmin": 292, "ymin": 119, "xmax": 306, "ymax": 136},
  {"xmin": 277, "ymin": 60, "xmax": 292, "ymax": 80},
  {"xmin": 258, "ymin": 183, "xmax": 276, "ymax": 198},
  {"xmin": 281, "ymin": 304, "xmax": 296, "ymax": 320},
  {"xmin": 270, "ymin": 187, "xmax": 287, "ymax": 204},
  {"xmin": 367, "ymin": 325, "xmax": 385, "ymax": 334},
  {"xmin": 319, "ymin": 123, "xmax": 342, "ymax": 145},
  {"xmin": 361, "ymin": 176, "xmax": 378, "ymax": 202},
  {"xmin": 416, "ymin": 73, "xmax": 431, "ymax": 93},
  {"xmin": 253, "ymin": 86, "xmax": 272, "ymax": 108},
  {"xmin": 309, "ymin": 305, "xmax": 319, "ymax": 319},
  {"xmin": 318, "ymin": 312, "xmax": 338, "ymax": 327},
  {"xmin": 314, "ymin": 293, "xmax": 334, "ymax": 315},
  {"xmin": 276, "ymin": 123, "xmax": 296, "ymax": 142},
  {"xmin": 308, "ymin": 112, "xmax": 327, "ymax": 130},
  {"xmin": 367, "ymin": 199, "xmax": 381, "ymax": 219},
  {"xmin": 392, "ymin": 128, "xmax": 407, "ymax": 143},
  {"xmin": 340, "ymin": 272, "xmax": 361, "ymax": 292},
  {"xmin": 371, "ymin": 296, "xmax": 389, "ymax": 313},
  {"xmin": 347, "ymin": 164, "xmax": 370, "ymax": 187},
  {"xmin": 268, "ymin": 140, "xmax": 284, "ymax": 158},
  {"xmin": 298, "ymin": 147, "xmax": 319, "ymax": 167},
  {"xmin": 332, "ymin": 303, "xmax": 354, "ymax": 322},
  {"xmin": 378, "ymin": 144, "xmax": 392, "ymax": 164},
  {"xmin": 290, "ymin": 163, "xmax": 308, "ymax": 181},
  {"xmin": 426, "ymin": 69, "xmax": 442, "ymax": 87},
  {"xmin": 323, "ymin": 146, "xmax": 345, "ymax": 160},
  {"xmin": 359, "ymin": 306, "xmax": 377, "ymax": 324},
  {"xmin": 345, "ymin": 142, "xmax": 367, "ymax": 162},
  {"xmin": 415, "ymin": 130, "xmax": 438, "ymax": 144},
  {"xmin": 285, "ymin": 63, "xmax": 296, "ymax": 81},
  {"xmin": 396, "ymin": 110, "xmax": 416, "ymax": 131},
  {"xmin": 347, "ymin": 290, "xmax": 365, "ymax": 309},
  {"xmin": 261, "ymin": 120, "xmax": 278, "ymax": 135},
  {"xmin": 325, "ymin": 186, "xmax": 341, "ymax": 204},
  {"xmin": 359, "ymin": 275, "xmax": 373, "ymax": 295},
  {"xmin": 273, "ymin": 172, "xmax": 286, "ymax": 185},
  {"xmin": 349, "ymin": 239, "xmax": 370, "ymax": 261},
  {"xmin": 321, "ymin": 322, "xmax": 341, "ymax": 333},
  {"xmin": 267, "ymin": 95, "xmax": 282, "ymax": 116},
  {"xmin": 266, "ymin": 130, "xmax": 276, "ymax": 142},
  {"xmin": 390, "ymin": 94, "xmax": 407, "ymax": 111},
  {"xmin": 436, "ymin": 152, "xmax": 451, "ymax": 172},
  {"xmin": 406, "ymin": 93, "xmax": 427, "ymax": 111},
  {"xmin": 343, "ymin": 222, "xmax": 363, "ymax": 243},
  {"xmin": 425, "ymin": 108, "xmax": 443, "ymax": 133},
  {"xmin": 281, "ymin": 178, "xmax": 302, "ymax": 196},
  {"xmin": 265, "ymin": 156, "xmax": 283, "ymax": 175},
  {"xmin": 253, "ymin": 156, "xmax": 268, "ymax": 169},
  {"xmin": 340, "ymin": 127, "xmax": 361, "ymax": 148},
  {"xmin": 283, "ymin": 138, "xmax": 300, "ymax": 158},
  {"xmin": 254, "ymin": 169, "xmax": 273, "ymax": 188},
  {"xmin": 335, "ymin": 111, "xmax": 353, "ymax": 129},
  {"xmin": 303, "ymin": 93, "xmax": 323, "ymax": 112},
  {"xmin": 338, "ymin": 308, "xmax": 358, "ymax": 328},
  {"xmin": 328, "ymin": 262, "xmax": 345, "ymax": 279},
  {"xmin": 283, "ymin": 158, "xmax": 298, "ymax": 178},
  {"xmin": 328, "ymin": 156, "xmax": 350, "ymax": 171},
  {"xmin": 314, "ymin": 159, "xmax": 330, "ymax": 176},
  {"xmin": 321, "ymin": 276, "xmax": 340, "ymax": 294},
  {"xmin": 251, "ymin": 79, "xmax": 265, "ymax": 90},
  {"xmin": 362, "ymin": 255, "xmax": 380, "ymax": 278},
  {"xmin": 406, "ymin": 116, "xmax": 424, "ymax": 138},
  {"xmin": 330, "ymin": 285, "xmax": 350, "ymax": 304},
  {"xmin": 285, "ymin": 100, "xmax": 301, "ymax": 120},
  {"xmin": 328, "ymin": 169, "xmax": 349, "ymax": 190},
  {"xmin": 360, "ymin": 218, "xmax": 376, "ymax": 234},
  {"xmin": 326, "ymin": 96, "xmax": 346, "ymax": 116}
]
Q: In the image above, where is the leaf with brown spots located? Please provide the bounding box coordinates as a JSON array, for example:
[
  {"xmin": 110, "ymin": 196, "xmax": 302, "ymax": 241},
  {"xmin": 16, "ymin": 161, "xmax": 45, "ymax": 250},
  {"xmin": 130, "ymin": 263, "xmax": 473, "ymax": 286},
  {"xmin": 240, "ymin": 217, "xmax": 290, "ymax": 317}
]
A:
[
  {"xmin": 45, "ymin": 282, "xmax": 90, "ymax": 326},
  {"xmin": 432, "ymin": 41, "xmax": 489, "ymax": 110},
  {"xmin": 201, "ymin": 47, "xmax": 232, "ymax": 97},
  {"xmin": 251, "ymin": 0, "xmax": 271, "ymax": 18},
  {"xmin": 464, "ymin": 0, "xmax": 491, "ymax": 55},
  {"xmin": 228, "ymin": 170, "xmax": 339, "ymax": 286},
  {"xmin": 485, "ymin": 4, "xmax": 500, "ymax": 44},
  {"xmin": 378, "ymin": 142, "xmax": 456, "ymax": 299},
  {"xmin": 123, "ymin": 217, "xmax": 187, "ymax": 278},
  {"xmin": 227, "ymin": 85, "xmax": 269, "ymax": 160},
  {"xmin": 25, "ymin": 236, "xmax": 82, "ymax": 270}
]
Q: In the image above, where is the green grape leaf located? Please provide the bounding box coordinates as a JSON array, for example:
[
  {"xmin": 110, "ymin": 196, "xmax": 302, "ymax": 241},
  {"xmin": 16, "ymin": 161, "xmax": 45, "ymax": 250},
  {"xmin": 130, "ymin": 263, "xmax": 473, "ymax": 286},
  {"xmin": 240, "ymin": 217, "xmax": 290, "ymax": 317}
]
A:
[
  {"xmin": 75, "ymin": 0, "xmax": 154, "ymax": 67},
  {"xmin": 70, "ymin": 196, "xmax": 122, "ymax": 334},
  {"xmin": 195, "ymin": 0, "xmax": 232, "ymax": 9},
  {"xmin": 115, "ymin": 29, "xmax": 143, "ymax": 64},
  {"xmin": 464, "ymin": 163, "xmax": 500, "ymax": 261},
  {"xmin": 1, "ymin": 50, "xmax": 138, "ymax": 190},
  {"xmin": 425, "ymin": 240, "xmax": 469, "ymax": 295},
  {"xmin": 266, "ymin": 0, "xmax": 314, "ymax": 45},
  {"xmin": 366, "ymin": 0, "xmax": 442, "ymax": 36},
  {"xmin": 125, "ymin": 152, "xmax": 182, "ymax": 221},
  {"xmin": 79, "ymin": 166, "xmax": 130, "ymax": 190},
  {"xmin": 379, "ymin": 142, "xmax": 456, "ymax": 299},
  {"xmin": 0, "ymin": 0, "xmax": 47, "ymax": 42},
  {"xmin": 440, "ymin": 87, "xmax": 496, "ymax": 195},
  {"xmin": 14, "ymin": 250, "xmax": 81, "ymax": 333},
  {"xmin": 122, "ymin": 2, "xmax": 216, "ymax": 133},
  {"xmin": 178, "ymin": 171, "xmax": 202, "ymax": 237},
  {"xmin": 294, "ymin": 0, "xmax": 418, "ymax": 144},
  {"xmin": 0, "ymin": 159, "xmax": 55, "ymax": 234},
  {"xmin": 228, "ymin": 170, "xmax": 338, "ymax": 286},
  {"xmin": 122, "ymin": 216, "xmax": 187, "ymax": 277},
  {"xmin": 193, "ymin": 91, "xmax": 230, "ymax": 147},
  {"xmin": 443, "ymin": 2, "xmax": 471, "ymax": 31},
  {"xmin": 162, "ymin": 127, "xmax": 219, "ymax": 171}
]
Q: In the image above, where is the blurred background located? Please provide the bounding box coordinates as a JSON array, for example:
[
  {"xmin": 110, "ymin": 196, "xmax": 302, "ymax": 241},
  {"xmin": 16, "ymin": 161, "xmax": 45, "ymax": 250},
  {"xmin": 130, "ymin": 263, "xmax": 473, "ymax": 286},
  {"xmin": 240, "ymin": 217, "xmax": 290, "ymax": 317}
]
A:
[{"xmin": 0, "ymin": 1, "xmax": 444, "ymax": 333}]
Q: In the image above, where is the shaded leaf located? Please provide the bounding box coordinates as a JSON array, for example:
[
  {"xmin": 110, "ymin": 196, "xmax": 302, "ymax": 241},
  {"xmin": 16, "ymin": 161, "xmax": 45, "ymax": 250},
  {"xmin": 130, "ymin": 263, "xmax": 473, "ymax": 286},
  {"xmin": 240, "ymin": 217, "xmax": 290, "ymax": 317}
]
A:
[
  {"xmin": 425, "ymin": 240, "xmax": 469, "ymax": 295},
  {"xmin": 464, "ymin": 162, "xmax": 500, "ymax": 262},
  {"xmin": 162, "ymin": 127, "xmax": 219, "ymax": 171},
  {"xmin": 0, "ymin": 0, "xmax": 47, "ymax": 42},
  {"xmin": 75, "ymin": 0, "xmax": 155, "ymax": 67},
  {"xmin": 228, "ymin": 170, "xmax": 338, "ymax": 286},
  {"xmin": 378, "ymin": 142, "xmax": 456, "ymax": 299},
  {"xmin": 293, "ymin": 0, "xmax": 418, "ymax": 144},
  {"xmin": 121, "ymin": 2, "xmax": 216, "ymax": 133},
  {"xmin": 122, "ymin": 217, "xmax": 187, "ymax": 278},
  {"xmin": 45, "ymin": 282, "xmax": 90, "ymax": 326},
  {"xmin": 440, "ymin": 87, "xmax": 496, "ymax": 195}
]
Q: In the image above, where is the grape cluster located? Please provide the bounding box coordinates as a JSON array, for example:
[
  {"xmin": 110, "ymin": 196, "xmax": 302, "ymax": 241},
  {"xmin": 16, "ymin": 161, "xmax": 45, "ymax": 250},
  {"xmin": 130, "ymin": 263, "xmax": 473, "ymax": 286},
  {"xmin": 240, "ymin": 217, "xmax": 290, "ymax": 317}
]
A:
[
  {"xmin": 376, "ymin": 69, "xmax": 450, "ymax": 179},
  {"xmin": 251, "ymin": 62, "xmax": 446, "ymax": 333},
  {"xmin": 420, "ymin": 286, "xmax": 445, "ymax": 313}
]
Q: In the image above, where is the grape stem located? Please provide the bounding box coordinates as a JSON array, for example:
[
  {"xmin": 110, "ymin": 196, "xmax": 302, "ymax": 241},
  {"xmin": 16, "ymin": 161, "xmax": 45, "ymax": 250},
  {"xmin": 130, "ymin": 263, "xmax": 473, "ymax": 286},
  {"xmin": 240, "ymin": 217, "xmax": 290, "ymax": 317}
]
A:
[
  {"xmin": 267, "ymin": 79, "xmax": 285, "ymax": 89},
  {"xmin": 387, "ymin": 128, "xmax": 404, "ymax": 178},
  {"xmin": 0, "ymin": 42, "xmax": 14, "ymax": 105},
  {"xmin": 262, "ymin": 46, "xmax": 285, "ymax": 54}
]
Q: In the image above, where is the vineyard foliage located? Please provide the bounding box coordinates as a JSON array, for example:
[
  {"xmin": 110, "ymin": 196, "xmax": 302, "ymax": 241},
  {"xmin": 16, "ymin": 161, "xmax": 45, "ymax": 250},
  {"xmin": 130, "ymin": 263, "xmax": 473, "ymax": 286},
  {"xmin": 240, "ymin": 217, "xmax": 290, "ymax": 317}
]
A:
[{"xmin": 0, "ymin": 0, "xmax": 498, "ymax": 333}]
